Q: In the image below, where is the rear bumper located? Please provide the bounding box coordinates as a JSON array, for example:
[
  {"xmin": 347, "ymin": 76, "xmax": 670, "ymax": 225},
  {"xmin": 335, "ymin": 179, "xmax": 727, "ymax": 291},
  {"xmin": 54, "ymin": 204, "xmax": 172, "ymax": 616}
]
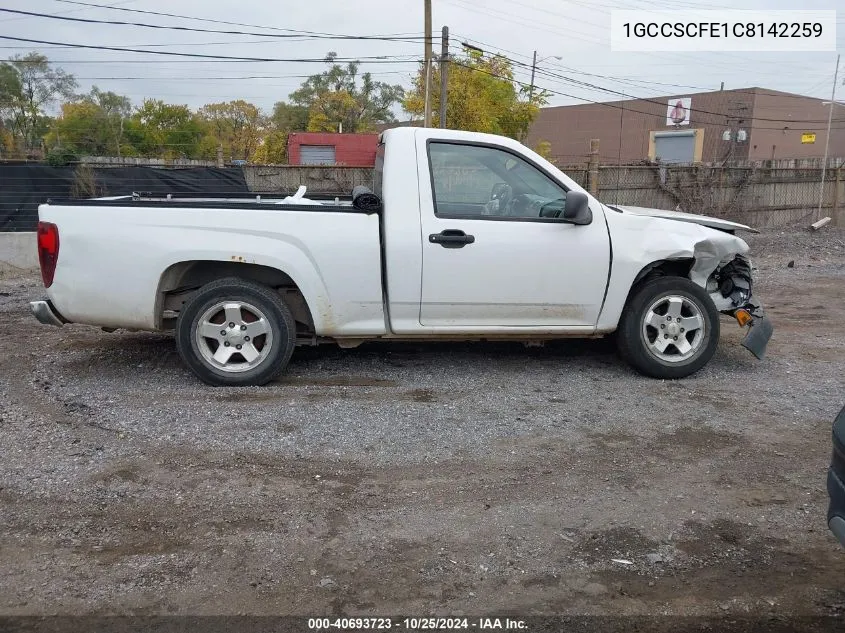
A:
[{"xmin": 30, "ymin": 300, "xmax": 67, "ymax": 327}]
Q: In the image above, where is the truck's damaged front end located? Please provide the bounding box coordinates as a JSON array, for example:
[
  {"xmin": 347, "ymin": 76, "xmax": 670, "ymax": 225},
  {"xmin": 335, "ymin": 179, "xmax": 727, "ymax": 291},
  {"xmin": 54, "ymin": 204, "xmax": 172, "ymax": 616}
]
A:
[
  {"xmin": 604, "ymin": 205, "xmax": 773, "ymax": 362},
  {"xmin": 706, "ymin": 253, "xmax": 773, "ymax": 359}
]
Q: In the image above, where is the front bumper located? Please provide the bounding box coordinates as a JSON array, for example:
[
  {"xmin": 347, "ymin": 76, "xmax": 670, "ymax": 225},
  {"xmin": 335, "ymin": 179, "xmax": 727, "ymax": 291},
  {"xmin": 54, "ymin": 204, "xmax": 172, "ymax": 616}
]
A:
[
  {"xmin": 739, "ymin": 312, "xmax": 773, "ymax": 360},
  {"xmin": 828, "ymin": 405, "xmax": 845, "ymax": 548},
  {"xmin": 715, "ymin": 256, "xmax": 772, "ymax": 360},
  {"xmin": 731, "ymin": 299, "xmax": 772, "ymax": 360},
  {"xmin": 30, "ymin": 300, "xmax": 67, "ymax": 327}
]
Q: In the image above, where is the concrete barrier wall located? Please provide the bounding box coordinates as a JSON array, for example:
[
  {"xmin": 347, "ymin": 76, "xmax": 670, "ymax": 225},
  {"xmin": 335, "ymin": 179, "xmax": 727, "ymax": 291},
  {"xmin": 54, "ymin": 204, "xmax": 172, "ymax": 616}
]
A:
[
  {"xmin": 0, "ymin": 231, "xmax": 38, "ymax": 272},
  {"xmin": 243, "ymin": 165, "xmax": 373, "ymax": 194}
]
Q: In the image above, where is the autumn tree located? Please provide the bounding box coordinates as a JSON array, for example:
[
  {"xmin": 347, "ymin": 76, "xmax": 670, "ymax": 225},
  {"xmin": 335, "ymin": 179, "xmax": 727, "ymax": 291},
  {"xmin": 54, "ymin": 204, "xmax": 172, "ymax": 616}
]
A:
[
  {"xmin": 0, "ymin": 63, "xmax": 21, "ymax": 121},
  {"xmin": 252, "ymin": 130, "xmax": 288, "ymax": 164},
  {"xmin": 0, "ymin": 53, "xmax": 76, "ymax": 152},
  {"xmin": 269, "ymin": 101, "xmax": 308, "ymax": 132},
  {"xmin": 404, "ymin": 52, "xmax": 545, "ymax": 140},
  {"xmin": 88, "ymin": 87, "xmax": 131, "ymax": 157},
  {"xmin": 290, "ymin": 53, "xmax": 403, "ymax": 133},
  {"xmin": 46, "ymin": 101, "xmax": 107, "ymax": 155},
  {"xmin": 46, "ymin": 86, "xmax": 132, "ymax": 157},
  {"xmin": 0, "ymin": 64, "xmax": 20, "ymax": 156},
  {"xmin": 125, "ymin": 99, "xmax": 203, "ymax": 159},
  {"xmin": 197, "ymin": 99, "xmax": 264, "ymax": 162}
]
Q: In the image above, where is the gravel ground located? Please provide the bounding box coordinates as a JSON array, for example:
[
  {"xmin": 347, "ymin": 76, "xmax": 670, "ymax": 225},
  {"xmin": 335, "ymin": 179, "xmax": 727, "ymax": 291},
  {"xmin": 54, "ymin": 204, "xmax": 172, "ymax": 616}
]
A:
[{"xmin": 0, "ymin": 228, "xmax": 844, "ymax": 619}]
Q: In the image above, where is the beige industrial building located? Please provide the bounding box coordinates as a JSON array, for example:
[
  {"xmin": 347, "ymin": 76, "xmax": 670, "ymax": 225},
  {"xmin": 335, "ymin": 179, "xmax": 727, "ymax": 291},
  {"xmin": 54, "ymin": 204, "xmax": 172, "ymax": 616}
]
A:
[{"xmin": 525, "ymin": 87, "xmax": 845, "ymax": 164}]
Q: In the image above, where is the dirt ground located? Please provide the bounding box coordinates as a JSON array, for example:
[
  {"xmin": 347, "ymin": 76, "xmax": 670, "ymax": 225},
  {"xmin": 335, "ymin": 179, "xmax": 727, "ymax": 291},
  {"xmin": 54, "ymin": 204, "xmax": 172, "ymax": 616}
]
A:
[{"xmin": 1, "ymin": 228, "xmax": 844, "ymax": 621}]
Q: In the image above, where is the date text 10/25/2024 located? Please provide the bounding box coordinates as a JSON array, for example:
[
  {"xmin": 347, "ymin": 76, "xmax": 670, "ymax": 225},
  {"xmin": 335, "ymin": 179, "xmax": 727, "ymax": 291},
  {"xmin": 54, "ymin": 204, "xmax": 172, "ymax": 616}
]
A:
[{"xmin": 307, "ymin": 617, "xmax": 528, "ymax": 631}]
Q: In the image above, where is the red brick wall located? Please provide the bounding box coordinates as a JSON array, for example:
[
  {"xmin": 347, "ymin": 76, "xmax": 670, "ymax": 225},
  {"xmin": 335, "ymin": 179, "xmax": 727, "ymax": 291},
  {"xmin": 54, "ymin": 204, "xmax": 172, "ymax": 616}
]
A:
[{"xmin": 287, "ymin": 133, "xmax": 379, "ymax": 166}]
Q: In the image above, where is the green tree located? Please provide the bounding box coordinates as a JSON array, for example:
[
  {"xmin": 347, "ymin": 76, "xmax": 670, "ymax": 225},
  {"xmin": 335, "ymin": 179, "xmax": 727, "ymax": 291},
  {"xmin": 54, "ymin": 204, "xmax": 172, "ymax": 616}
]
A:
[
  {"xmin": 255, "ymin": 101, "xmax": 308, "ymax": 164},
  {"xmin": 126, "ymin": 99, "xmax": 203, "ymax": 159},
  {"xmin": 290, "ymin": 52, "xmax": 403, "ymax": 133},
  {"xmin": 46, "ymin": 101, "xmax": 108, "ymax": 155},
  {"xmin": 269, "ymin": 101, "xmax": 308, "ymax": 132},
  {"xmin": 45, "ymin": 87, "xmax": 132, "ymax": 157},
  {"xmin": 197, "ymin": 99, "xmax": 264, "ymax": 161},
  {"xmin": 253, "ymin": 129, "xmax": 288, "ymax": 164},
  {"xmin": 404, "ymin": 52, "xmax": 545, "ymax": 140},
  {"xmin": 0, "ymin": 64, "xmax": 21, "ymax": 157},
  {"xmin": 88, "ymin": 87, "xmax": 131, "ymax": 157},
  {"xmin": 0, "ymin": 63, "xmax": 21, "ymax": 118},
  {"xmin": 0, "ymin": 53, "xmax": 76, "ymax": 151}
]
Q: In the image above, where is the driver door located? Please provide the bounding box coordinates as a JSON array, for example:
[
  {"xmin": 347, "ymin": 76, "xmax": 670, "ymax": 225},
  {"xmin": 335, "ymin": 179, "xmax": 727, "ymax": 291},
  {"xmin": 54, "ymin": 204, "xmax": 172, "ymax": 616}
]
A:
[{"xmin": 419, "ymin": 141, "xmax": 610, "ymax": 329}]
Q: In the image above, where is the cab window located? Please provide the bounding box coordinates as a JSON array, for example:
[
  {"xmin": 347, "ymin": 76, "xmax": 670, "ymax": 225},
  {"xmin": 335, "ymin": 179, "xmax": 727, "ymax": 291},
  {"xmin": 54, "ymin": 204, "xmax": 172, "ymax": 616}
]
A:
[{"xmin": 428, "ymin": 142, "xmax": 568, "ymax": 219}]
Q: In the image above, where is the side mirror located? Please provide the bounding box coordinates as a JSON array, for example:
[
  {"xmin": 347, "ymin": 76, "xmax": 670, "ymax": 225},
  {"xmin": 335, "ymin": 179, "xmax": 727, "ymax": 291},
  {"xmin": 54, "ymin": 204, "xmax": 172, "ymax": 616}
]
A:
[{"xmin": 562, "ymin": 191, "xmax": 592, "ymax": 225}]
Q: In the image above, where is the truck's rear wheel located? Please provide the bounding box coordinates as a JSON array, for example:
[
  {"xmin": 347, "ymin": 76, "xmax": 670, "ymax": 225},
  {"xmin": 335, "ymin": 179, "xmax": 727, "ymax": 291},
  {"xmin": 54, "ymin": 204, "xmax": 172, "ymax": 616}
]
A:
[
  {"xmin": 616, "ymin": 276, "xmax": 719, "ymax": 379},
  {"xmin": 176, "ymin": 278, "xmax": 295, "ymax": 386}
]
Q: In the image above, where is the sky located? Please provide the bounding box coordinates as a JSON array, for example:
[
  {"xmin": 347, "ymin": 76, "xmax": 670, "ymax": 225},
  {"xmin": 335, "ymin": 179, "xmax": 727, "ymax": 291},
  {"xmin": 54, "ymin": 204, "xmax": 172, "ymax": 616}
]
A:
[{"xmin": 0, "ymin": 0, "xmax": 842, "ymax": 116}]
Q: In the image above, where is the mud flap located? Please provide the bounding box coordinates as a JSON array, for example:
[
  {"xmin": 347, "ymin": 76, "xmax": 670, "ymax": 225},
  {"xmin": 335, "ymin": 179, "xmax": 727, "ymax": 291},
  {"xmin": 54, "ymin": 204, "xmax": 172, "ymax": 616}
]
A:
[{"xmin": 741, "ymin": 315, "xmax": 773, "ymax": 360}]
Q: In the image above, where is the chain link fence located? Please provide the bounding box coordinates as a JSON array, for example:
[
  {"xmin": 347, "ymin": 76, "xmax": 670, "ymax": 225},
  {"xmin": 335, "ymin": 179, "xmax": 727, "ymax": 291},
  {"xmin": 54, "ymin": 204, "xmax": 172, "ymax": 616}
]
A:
[{"xmin": 557, "ymin": 158, "xmax": 844, "ymax": 229}]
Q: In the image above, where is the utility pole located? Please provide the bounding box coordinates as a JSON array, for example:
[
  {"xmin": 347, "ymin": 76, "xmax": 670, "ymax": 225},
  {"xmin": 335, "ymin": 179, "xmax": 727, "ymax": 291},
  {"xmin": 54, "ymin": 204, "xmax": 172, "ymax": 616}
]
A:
[
  {"xmin": 528, "ymin": 51, "xmax": 560, "ymax": 102},
  {"xmin": 439, "ymin": 26, "xmax": 449, "ymax": 128},
  {"xmin": 818, "ymin": 53, "xmax": 840, "ymax": 221},
  {"xmin": 423, "ymin": 0, "xmax": 433, "ymax": 128}
]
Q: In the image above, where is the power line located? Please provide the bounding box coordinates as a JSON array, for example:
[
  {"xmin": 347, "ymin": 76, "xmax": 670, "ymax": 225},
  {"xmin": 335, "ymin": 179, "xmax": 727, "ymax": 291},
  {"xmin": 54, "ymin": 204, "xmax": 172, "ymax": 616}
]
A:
[
  {"xmin": 0, "ymin": 8, "xmax": 427, "ymax": 44},
  {"xmin": 448, "ymin": 59, "xmax": 845, "ymax": 132},
  {"xmin": 13, "ymin": 59, "xmax": 424, "ymax": 65},
  {"xmin": 447, "ymin": 39, "xmax": 840, "ymax": 124},
  {"xmin": 48, "ymin": 0, "xmax": 434, "ymax": 43},
  {"xmin": 0, "ymin": 39, "xmax": 362, "ymax": 49},
  {"xmin": 453, "ymin": 32, "xmax": 834, "ymax": 94},
  {"xmin": 451, "ymin": 34, "xmax": 714, "ymax": 92},
  {"xmin": 0, "ymin": 0, "xmax": 137, "ymax": 22},
  {"xmin": 65, "ymin": 72, "xmax": 415, "ymax": 80},
  {"xmin": 0, "ymin": 36, "xmax": 421, "ymax": 63}
]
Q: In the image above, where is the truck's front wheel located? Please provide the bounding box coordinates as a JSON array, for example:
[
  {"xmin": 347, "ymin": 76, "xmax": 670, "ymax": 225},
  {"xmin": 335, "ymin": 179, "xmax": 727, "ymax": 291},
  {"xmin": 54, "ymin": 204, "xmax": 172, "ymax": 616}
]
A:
[
  {"xmin": 616, "ymin": 276, "xmax": 719, "ymax": 379},
  {"xmin": 176, "ymin": 278, "xmax": 296, "ymax": 386}
]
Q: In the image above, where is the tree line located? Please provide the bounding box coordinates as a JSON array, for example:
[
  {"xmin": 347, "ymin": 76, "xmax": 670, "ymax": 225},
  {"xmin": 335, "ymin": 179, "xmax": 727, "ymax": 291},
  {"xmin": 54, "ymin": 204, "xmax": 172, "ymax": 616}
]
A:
[{"xmin": 0, "ymin": 51, "xmax": 545, "ymax": 165}]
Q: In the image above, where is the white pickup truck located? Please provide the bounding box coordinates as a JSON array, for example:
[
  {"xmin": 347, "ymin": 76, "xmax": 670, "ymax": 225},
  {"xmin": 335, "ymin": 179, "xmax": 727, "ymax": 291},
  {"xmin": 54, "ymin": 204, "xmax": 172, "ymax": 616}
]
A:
[{"xmin": 30, "ymin": 127, "xmax": 772, "ymax": 386}]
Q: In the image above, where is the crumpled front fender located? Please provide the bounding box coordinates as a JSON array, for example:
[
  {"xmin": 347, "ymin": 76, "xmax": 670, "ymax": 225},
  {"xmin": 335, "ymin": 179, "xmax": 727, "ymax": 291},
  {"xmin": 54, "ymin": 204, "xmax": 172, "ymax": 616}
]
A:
[
  {"xmin": 599, "ymin": 209, "xmax": 773, "ymax": 361},
  {"xmin": 598, "ymin": 212, "xmax": 749, "ymax": 331}
]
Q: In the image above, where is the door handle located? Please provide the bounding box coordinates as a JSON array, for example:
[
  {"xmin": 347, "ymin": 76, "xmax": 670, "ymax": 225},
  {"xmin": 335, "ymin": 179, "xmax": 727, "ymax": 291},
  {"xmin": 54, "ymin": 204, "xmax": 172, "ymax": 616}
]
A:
[{"xmin": 429, "ymin": 229, "xmax": 475, "ymax": 249}]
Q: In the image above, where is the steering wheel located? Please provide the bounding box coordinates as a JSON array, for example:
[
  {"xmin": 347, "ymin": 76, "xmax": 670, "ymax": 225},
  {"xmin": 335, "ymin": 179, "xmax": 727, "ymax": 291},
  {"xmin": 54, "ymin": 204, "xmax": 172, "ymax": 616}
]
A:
[
  {"xmin": 506, "ymin": 193, "xmax": 532, "ymax": 217},
  {"xmin": 485, "ymin": 183, "xmax": 513, "ymax": 216}
]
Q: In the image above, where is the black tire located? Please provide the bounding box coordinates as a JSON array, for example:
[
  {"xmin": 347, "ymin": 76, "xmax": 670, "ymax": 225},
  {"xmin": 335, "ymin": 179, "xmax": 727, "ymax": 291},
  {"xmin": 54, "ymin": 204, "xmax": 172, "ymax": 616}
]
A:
[
  {"xmin": 616, "ymin": 276, "xmax": 720, "ymax": 379},
  {"xmin": 175, "ymin": 277, "xmax": 296, "ymax": 386}
]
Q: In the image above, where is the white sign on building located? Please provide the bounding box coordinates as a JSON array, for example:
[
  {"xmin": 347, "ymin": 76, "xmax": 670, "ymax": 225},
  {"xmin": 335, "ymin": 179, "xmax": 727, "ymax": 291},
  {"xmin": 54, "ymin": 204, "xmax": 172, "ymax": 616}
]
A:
[{"xmin": 666, "ymin": 98, "xmax": 692, "ymax": 126}]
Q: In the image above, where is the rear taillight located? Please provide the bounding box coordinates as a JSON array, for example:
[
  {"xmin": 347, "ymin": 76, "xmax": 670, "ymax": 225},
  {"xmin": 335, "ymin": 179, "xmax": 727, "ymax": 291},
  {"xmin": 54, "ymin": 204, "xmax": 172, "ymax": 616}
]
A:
[{"xmin": 37, "ymin": 221, "xmax": 60, "ymax": 288}]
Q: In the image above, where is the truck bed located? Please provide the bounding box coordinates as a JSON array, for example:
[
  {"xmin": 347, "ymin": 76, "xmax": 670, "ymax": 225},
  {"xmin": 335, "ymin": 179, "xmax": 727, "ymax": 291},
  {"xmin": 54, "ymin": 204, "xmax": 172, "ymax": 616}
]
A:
[
  {"xmin": 45, "ymin": 193, "xmax": 373, "ymax": 213},
  {"xmin": 38, "ymin": 196, "xmax": 387, "ymax": 336}
]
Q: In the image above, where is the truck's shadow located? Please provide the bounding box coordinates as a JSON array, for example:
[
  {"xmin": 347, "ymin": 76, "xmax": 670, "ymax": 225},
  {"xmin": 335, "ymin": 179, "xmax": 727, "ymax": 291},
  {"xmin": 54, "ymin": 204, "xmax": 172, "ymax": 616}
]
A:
[{"xmin": 292, "ymin": 337, "xmax": 618, "ymax": 363}]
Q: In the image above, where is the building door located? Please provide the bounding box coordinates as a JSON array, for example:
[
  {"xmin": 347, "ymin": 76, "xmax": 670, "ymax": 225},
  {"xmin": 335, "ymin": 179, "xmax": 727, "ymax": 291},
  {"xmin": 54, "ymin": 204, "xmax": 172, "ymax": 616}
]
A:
[
  {"xmin": 300, "ymin": 145, "xmax": 336, "ymax": 165},
  {"xmin": 653, "ymin": 131, "xmax": 696, "ymax": 163}
]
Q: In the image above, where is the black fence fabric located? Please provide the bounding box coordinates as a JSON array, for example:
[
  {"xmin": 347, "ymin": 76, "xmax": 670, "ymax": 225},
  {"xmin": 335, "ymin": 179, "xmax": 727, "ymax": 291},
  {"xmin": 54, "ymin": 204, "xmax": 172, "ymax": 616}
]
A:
[{"xmin": 0, "ymin": 165, "xmax": 249, "ymax": 232}]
